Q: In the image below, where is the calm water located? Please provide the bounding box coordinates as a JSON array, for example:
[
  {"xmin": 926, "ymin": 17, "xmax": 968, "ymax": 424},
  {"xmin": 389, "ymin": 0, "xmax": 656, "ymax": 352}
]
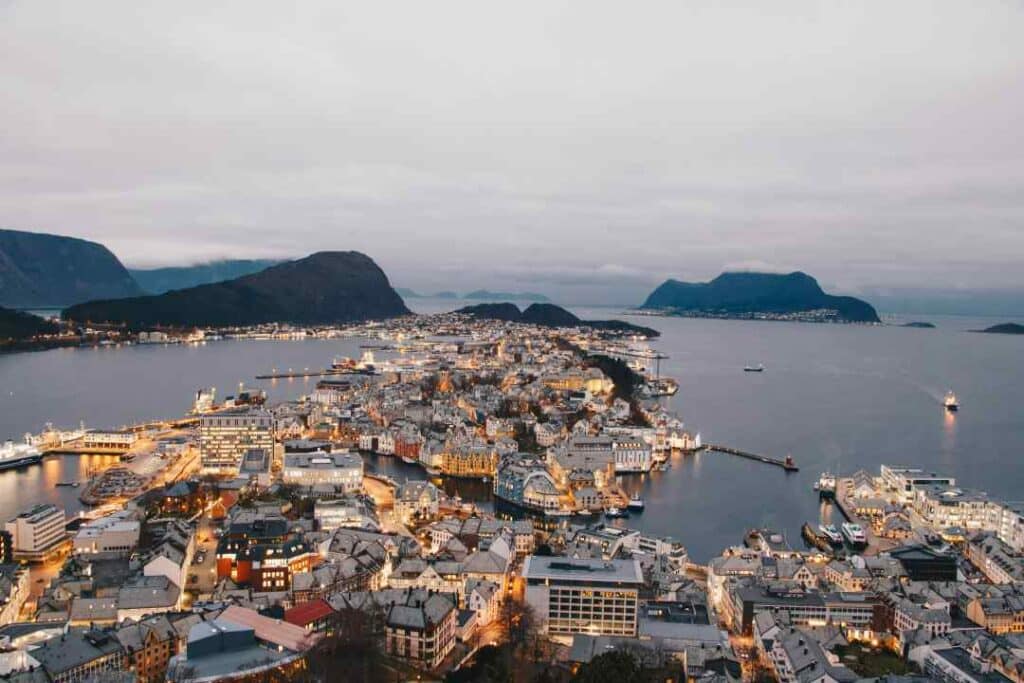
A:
[{"xmin": 2, "ymin": 303, "xmax": 1022, "ymax": 561}]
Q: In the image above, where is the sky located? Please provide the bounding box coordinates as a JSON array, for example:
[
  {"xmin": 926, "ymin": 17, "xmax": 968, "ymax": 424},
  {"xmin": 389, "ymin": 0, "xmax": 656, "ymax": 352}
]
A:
[{"xmin": 2, "ymin": 1, "xmax": 1023, "ymax": 307}]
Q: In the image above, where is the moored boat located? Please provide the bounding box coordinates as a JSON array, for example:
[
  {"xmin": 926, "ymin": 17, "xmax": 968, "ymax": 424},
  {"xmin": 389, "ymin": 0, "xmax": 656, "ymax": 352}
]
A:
[
  {"xmin": 818, "ymin": 524, "xmax": 843, "ymax": 546},
  {"xmin": 627, "ymin": 496, "xmax": 645, "ymax": 511},
  {"xmin": 0, "ymin": 440, "xmax": 43, "ymax": 471},
  {"xmin": 841, "ymin": 522, "xmax": 867, "ymax": 547}
]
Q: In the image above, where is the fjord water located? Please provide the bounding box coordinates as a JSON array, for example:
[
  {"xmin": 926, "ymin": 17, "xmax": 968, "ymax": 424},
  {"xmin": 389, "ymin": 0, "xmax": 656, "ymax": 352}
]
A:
[{"xmin": 1, "ymin": 304, "xmax": 1022, "ymax": 561}]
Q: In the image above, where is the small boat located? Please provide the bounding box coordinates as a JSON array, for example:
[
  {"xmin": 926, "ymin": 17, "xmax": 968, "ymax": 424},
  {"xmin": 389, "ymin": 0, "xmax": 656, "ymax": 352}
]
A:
[
  {"xmin": 816, "ymin": 472, "xmax": 837, "ymax": 499},
  {"xmin": 627, "ymin": 496, "xmax": 645, "ymax": 511},
  {"xmin": 818, "ymin": 524, "xmax": 843, "ymax": 546},
  {"xmin": 944, "ymin": 390, "xmax": 959, "ymax": 412},
  {"xmin": 605, "ymin": 507, "xmax": 629, "ymax": 518},
  {"xmin": 744, "ymin": 364, "xmax": 764, "ymax": 373}
]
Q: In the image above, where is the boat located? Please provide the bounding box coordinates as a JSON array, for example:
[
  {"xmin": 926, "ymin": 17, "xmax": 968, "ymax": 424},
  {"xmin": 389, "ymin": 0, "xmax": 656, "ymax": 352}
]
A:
[
  {"xmin": 0, "ymin": 440, "xmax": 43, "ymax": 471},
  {"xmin": 744, "ymin": 364, "xmax": 765, "ymax": 372},
  {"xmin": 604, "ymin": 507, "xmax": 629, "ymax": 518},
  {"xmin": 841, "ymin": 522, "xmax": 868, "ymax": 547},
  {"xmin": 645, "ymin": 378, "xmax": 679, "ymax": 397},
  {"xmin": 818, "ymin": 524, "xmax": 843, "ymax": 546},
  {"xmin": 627, "ymin": 496, "xmax": 645, "ymax": 511},
  {"xmin": 400, "ymin": 455, "xmax": 418, "ymax": 465},
  {"xmin": 816, "ymin": 472, "xmax": 837, "ymax": 499},
  {"xmin": 944, "ymin": 390, "xmax": 959, "ymax": 412},
  {"xmin": 56, "ymin": 481, "xmax": 80, "ymax": 488}
]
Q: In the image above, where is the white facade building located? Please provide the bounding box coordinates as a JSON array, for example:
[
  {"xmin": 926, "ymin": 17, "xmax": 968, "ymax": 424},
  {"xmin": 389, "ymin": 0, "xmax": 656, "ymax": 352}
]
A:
[{"xmin": 283, "ymin": 451, "xmax": 363, "ymax": 492}]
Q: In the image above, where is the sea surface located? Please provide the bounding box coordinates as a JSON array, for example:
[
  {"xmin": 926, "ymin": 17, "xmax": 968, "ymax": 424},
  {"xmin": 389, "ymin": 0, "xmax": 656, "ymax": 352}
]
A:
[{"xmin": 2, "ymin": 300, "xmax": 1022, "ymax": 561}]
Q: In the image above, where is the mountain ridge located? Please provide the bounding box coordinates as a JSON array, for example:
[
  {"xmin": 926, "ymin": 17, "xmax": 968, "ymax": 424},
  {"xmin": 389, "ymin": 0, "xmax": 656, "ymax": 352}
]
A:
[
  {"xmin": 0, "ymin": 228, "xmax": 143, "ymax": 307},
  {"xmin": 457, "ymin": 302, "xmax": 659, "ymax": 337},
  {"xmin": 64, "ymin": 251, "xmax": 410, "ymax": 327},
  {"xmin": 130, "ymin": 259, "xmax": 281, "ymax": 294}
]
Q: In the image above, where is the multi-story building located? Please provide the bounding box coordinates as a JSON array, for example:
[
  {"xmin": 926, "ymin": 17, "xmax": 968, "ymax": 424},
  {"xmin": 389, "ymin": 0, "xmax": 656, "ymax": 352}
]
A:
[
  {"xmin": 385, "ymin": 590, "xmax": 458, "ymax": 670},
  {"xmin": 5, "ymin": 503, "xmax": 67, "ymax": 562},
  {"xmin": 494, "ymin": 457, "xmax": 562, "ymax": 512},
  {"xmin": 82, "ymin": 430, "xmax": 138, "ymax": 451},
  {"xmin": 31, "ymin": 628, "xmax": 128, "ymax": 683},
  {"xmin": 394, "ymin": 481, "xmax": 440, "ymax": 523},
  {"xmin": 199, "ymin": 407, "xmax": 274, "ymax": 475},
  {"xmin": 523, "ymin": 555, "xmax": 643, "ymax": 637},
  {"xmin": 441, "ymin": 443, "xmax": 499, "ymax": 478},
  {"xmin": 966, "ymin": 533, "xmax": 1024, "ymax": 585},
  {"xmin": 72, "ymin": 509, "xmax": 140, "ymax": 556},
  {"xmin": 282, "ymin": 451, "xmax": 363, "ymax": 492}
]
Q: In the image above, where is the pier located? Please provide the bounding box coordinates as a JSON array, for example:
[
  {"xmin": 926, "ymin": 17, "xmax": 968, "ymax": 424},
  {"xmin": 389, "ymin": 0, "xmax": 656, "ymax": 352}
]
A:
[
  {"xmin": 703, "ymin": 444, "xmax": 799, "ymax": 471},
  {"xmin": 254, "ymin": 368, "xmax": 373, "ymax": 380}
]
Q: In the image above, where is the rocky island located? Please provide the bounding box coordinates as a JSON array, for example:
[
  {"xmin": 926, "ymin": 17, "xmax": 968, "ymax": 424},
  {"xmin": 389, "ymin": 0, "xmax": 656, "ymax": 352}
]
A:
[
  {"xmin": 63, "ymin": 251, "xmax": 410, "ymax": 328},
  {"xmin": 974, "ymin": 322, "xmax": 1024, "ymax": 335},
  {"xmin": 641, "ymin": 271, "xmax": 880, "ymax": 323}
]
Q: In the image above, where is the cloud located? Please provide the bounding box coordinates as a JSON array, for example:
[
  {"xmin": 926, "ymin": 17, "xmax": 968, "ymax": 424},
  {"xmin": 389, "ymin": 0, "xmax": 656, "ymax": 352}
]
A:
[{"xmin": 2, "ymin": 0, "xmax": 1024, "ymax": 303}]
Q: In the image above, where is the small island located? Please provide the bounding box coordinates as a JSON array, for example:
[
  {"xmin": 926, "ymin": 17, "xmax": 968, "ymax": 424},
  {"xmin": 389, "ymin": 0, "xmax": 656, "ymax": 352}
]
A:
[
  {"xmin": 902, "ymin": 322, "xmax": 936, "ymax": 329},
  {"xmin": 974, "ymin": 322, "xmax": 1024, "ymax": 335},
  {"xmin": 457, "ymin": 302, "xmax": 660, "ymax": 337}
]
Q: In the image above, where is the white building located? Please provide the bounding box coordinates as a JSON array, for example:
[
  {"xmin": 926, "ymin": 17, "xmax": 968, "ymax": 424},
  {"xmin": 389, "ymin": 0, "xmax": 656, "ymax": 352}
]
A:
[
  {"xmin": 523, "ymin": 555, "xmax": 643, "ymax": 637},
  {"xmin": 283, "ymin": 451, "xmax": 363, "ymax": 492},
  {"xmin": 72, "ymin": 510, "xmax": 140, "ymax": 556},
  {"xmin": 395, "ymin": 481, "xmax": 440, "ymax": 523},
  {"xmin": 5, "ymin": 504, "xmax": 66, "ymax": 562}
]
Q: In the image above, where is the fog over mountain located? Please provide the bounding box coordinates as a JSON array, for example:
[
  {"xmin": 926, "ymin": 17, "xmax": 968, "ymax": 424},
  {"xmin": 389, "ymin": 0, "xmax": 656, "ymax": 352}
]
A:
[{"xmin": 3, "ymin": 2, "xmax": 1024, "ymax": 308}]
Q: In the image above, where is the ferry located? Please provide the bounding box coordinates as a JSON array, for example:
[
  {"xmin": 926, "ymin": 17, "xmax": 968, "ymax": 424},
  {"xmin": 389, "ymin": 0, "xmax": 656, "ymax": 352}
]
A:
[
  {"xmin": 744, "ymin": 364, "xmax": 764, "ymax": 373},
  {"xmin": 944, "ymin": 391, "xmax": 959, "ymax": 412},
  {"xmin": 841, "ymin": 522, "xmax": 868, "ymax": 547},
  {"xmin": 818, "ymin": 524, "xmax": 843, "ymax": 546},
  {"xmin": 815, "ymin": 472, "xmax": 837, "ymax": 499},
  {"xmin": 604, "ymin": 507, "xmax": 629, "ymax": 519},
  {"xmin": 627, "ymin": 496, "xmax": 645, "ymax": 511},
  {"xmin": 0, "ymin": 440, "xmax": 43, "ymax": 471}
]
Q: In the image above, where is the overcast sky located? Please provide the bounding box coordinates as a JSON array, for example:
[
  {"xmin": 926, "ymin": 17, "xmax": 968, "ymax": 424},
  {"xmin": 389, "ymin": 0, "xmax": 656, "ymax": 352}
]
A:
[{"xmin": 2, "ymin": 1, "xmax": 1023, "ymax": 305}]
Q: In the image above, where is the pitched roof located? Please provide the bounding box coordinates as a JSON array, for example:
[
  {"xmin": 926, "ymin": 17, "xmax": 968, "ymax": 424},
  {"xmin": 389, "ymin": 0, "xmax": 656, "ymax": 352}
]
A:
[{"xmin": 284, "ymin": 599, "xmax": 335, "ymax": 627}]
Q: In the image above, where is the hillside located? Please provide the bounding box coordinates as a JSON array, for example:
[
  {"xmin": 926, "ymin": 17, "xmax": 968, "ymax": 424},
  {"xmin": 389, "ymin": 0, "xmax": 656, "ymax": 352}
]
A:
[
  {"xmin": 0, "ymin": 306, "xmax": 59, "ymax": 340},
  {"xmin": 64, "ymin": 251, "xmax": 410, "ymax": 327},
  {"xmin": 0, "ymin": 229, "xmax": 143, "ymax": 307},
  {"xmin": 130, "ymin": 259, "xmax": 280, "ymax": 294},
  {"xmin": 457, "ymin": 302, "xmax": 659, "ymax": 337},
  {"xmin": 642, "ymin": 271, "xmax": 880, "ymax": 323}
]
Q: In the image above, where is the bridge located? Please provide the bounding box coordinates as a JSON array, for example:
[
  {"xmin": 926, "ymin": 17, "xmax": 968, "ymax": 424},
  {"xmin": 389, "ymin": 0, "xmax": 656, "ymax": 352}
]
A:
[{"xmin": 702, "ymin": 444, "xmax": 798, "ymax": 472}]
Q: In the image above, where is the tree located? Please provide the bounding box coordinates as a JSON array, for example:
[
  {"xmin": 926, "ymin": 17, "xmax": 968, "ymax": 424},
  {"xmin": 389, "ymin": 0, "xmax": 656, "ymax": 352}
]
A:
[
  {"xmin": 300, "ymin": 606, "xmax": 389, "ymax": 683},
  {"xmin": 572, "ymin": 651, "xmax": 646, "ymax": 683},
  {"xmin": 497, "ymin": 598, "xmax": 538, "ymax": 652}
]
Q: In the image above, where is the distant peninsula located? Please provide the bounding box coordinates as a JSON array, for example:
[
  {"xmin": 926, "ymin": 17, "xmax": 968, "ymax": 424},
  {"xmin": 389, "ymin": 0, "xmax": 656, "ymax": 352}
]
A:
[
  {"xmin": 130, "ymin": 259, "xmax": 280, "ymax": 295},
  {"xmin": 63, "ymin": 251, "xmax": 410, "ymax": 328},
  {"xmin": 974, "ymin": 322, "xmax": 1024, "ymax": 335},
  {"xmin": 902, "ymin": 321, "xmax": 936, "ymax": 329},
  {"xmin": 457, "ymin": 302, "xmax": 659, "ymax": 337},
  {"xmin": 641, "ymin": 271, "xmax": 880, "ymax": 323},
  {"xmin": 463, "ymin": 289, "xmax": 551, "ymax": 303},
  {"xmin": 0, "ymin": 228, "xmax": 143, "ymax": 307}
]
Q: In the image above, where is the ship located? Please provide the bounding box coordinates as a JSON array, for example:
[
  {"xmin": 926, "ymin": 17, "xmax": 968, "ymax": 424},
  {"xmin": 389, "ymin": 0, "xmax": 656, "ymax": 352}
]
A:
[
  {"xmin": 0, "ymin": 440, "xmax": 44, "ymax": 471},
  {"xmin": 818, "ymin": 524, "xmax": 843, "ymax": 546},
  {"xmin": 644, "ymin": 378, "xmax": 679, "ymax": 397},
  {"xmin": 604, "ymin": 507, "xmax": 629, "ymax": 518},
  {"xmin": 627, "ymin": 496, "xmax": 645, "ymax": 511},
  {"xmin": 944, "ymin": 391, "xmax": 959, "ymax": 412},
  {"xmin": 841, "ymin": 522, "xmax": 868, "ymax": 548},
  {"xmin": 815, "ymin": 472, "xmax": 837, "ymax": 499},
  {"xmin": 744, "ymin": 364, "xmax": 765, "ymax": 372}
]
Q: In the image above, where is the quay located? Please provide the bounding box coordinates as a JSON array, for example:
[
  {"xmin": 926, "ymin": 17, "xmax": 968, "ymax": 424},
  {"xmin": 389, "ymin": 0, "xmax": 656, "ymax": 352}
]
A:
[
  {"xmin": 703, "ymin": 444, "xmax": 799, "ymax": 471},
  {"xmin": 254, "ymin": 368, "xmax": 373, "ymax": 380}
]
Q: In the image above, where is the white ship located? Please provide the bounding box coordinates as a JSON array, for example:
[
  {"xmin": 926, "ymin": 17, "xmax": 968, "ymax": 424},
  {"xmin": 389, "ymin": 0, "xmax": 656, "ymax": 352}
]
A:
[
  {"xmin": 0, "ymin": 440, "xmax": 43, "ymax": 471},
  {"xmin": 815, "ymin": 472, "xmax": 837, "ymax": 498},
  {"xmin": 627, "ymin": 496, "xmax": 645, "ymax": 511},
  {"xmin": 841, "ymin": 522, "xmax": 867, "ymax": 547}
]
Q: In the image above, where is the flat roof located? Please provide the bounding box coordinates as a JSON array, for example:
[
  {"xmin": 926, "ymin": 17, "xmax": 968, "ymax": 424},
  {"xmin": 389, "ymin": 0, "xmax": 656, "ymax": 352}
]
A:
[{"xmin": 522, "ymin": 555, "xmax": 643, "ymax": 585}]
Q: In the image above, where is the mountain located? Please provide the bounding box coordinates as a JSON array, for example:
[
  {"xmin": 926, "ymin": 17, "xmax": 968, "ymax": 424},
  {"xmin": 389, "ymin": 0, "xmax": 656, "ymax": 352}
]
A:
[
  {"xmin": 0, "ymin": 229, "xmax": 143, "ymax": 307},
  {"xmin": 395, "ymin": 287, "xmax": 424, "ymax": 299},
  {"xmin": 63, "ymin": 251, "xmax": 410, "ymax": 327},
  {"xmin": 457, "ymin": 301, "xmax": 659, "ymax": 337},
  {"xmin": 642, "ymin": 271, "xmax": 880, "ymax": 323},
  {"xmin": 130, "ymin": 259, "xmax": 280, "ymax": 294},
  {"xmin": 435, "ymin": 291, "xmax": 459, "ymax": 299},
  {"xmin": 0, "ymin": 306, "xmax": 59, "ymax": 340},
  {"xmin": 974, "ymin": 323, "xmax": 1024, "ymax": 335},
  {"xmin": 463, "ymin": 290, "xmax": 551, "ymax": 303}
]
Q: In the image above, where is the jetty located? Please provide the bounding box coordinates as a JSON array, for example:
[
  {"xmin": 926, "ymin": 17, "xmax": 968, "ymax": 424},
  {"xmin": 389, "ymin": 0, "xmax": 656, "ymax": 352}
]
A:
[
  {"xmin": 254, "ymin": 368, "xmax": 374, "ymax": 380},
  {"xmin": 703, "ymin": 444, "xmax": 799, "ymax": 471}
]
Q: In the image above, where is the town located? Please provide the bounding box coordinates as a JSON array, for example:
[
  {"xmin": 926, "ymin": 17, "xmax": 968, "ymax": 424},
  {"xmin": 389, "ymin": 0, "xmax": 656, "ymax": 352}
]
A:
[{"xmin": 1, "ymin": 312, "xmax": 1023, "ymax": 683}]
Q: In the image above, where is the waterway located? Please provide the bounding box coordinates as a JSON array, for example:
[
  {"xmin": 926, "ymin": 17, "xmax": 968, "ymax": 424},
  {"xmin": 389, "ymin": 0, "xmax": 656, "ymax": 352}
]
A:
[{"xmin": 2, "ymin": 301, "xmax": 1022, "ymax": 562}]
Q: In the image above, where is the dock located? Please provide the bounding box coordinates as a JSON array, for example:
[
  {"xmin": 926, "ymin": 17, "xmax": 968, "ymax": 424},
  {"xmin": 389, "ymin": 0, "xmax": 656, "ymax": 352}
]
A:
[
  {"xmin": 703, "ymin": 444, "xmax": 799, "ymax": 471},
  {"xmin": 254, "ymin": 368, "xmax": 373, "ymax": 380}
]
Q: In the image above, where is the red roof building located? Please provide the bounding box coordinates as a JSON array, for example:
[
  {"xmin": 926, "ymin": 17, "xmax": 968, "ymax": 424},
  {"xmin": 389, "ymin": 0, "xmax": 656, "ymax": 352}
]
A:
[{"xmin": 284, "ymin": 598, "xmax": 336, "ymax": 633}]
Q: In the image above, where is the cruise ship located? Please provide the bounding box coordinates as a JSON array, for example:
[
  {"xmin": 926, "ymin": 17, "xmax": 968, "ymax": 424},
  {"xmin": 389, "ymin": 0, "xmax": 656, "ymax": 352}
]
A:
[
  {"xmin": 0, "ymin": 440, "xmax": 43, "ymax": 471},
  {"xmin": 841, "ymin": 522, "xmax": 868, "ymax": 548}
]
